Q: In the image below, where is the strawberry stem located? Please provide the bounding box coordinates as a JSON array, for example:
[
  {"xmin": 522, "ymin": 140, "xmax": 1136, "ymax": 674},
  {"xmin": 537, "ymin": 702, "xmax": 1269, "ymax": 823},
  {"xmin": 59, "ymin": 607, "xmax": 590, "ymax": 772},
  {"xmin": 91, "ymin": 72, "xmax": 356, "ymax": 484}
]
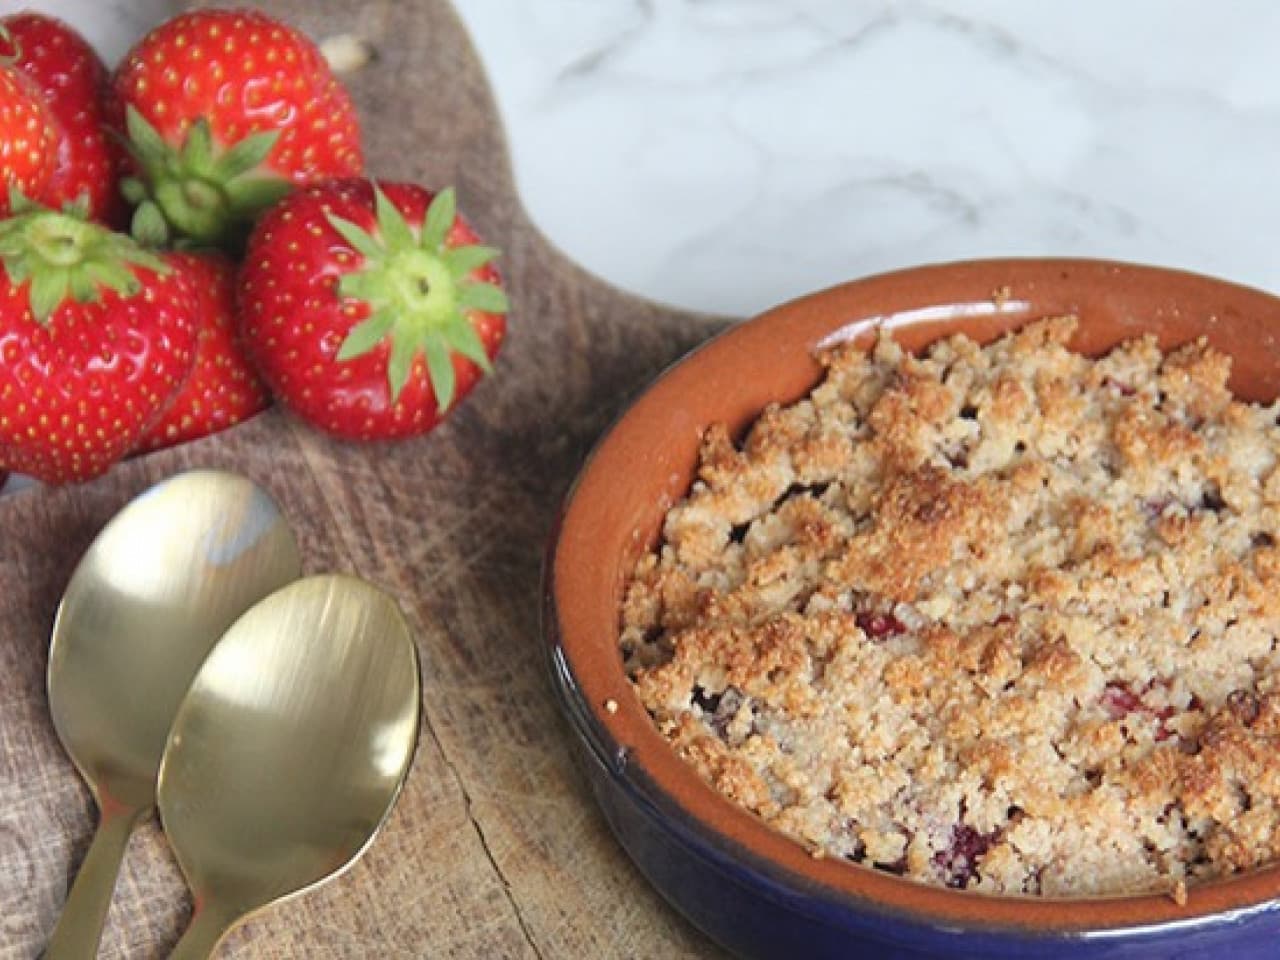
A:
[
  {"xmin": 28, "ymin": 216, "xmax": 93, "ymax": 267},
  {"xmin": 326, "ymin": 185, "xmax": 505, "ymax": 409},
  {"xmin": 0, "ymin": 205, "xmax": 169, "ymax": 323},
  {"xmin": 153, "ymin": 177, "xmax": 231, "ymax": 244},
  {"xmin": 122, "ymin": 106, "xmax": 291, "ymax": 249},
  {"xmin": 383, "ymin": 249, "xmax": 457, "ymax": 327}
]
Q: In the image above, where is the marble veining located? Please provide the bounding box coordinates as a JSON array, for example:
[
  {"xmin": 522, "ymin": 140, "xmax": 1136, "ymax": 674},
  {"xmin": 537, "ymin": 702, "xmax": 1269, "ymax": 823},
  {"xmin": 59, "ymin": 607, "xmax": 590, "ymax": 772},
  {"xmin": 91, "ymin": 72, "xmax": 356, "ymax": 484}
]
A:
[{"xmin": 455, "ymin": 0, "xmax": 1280, "ymax": 315}]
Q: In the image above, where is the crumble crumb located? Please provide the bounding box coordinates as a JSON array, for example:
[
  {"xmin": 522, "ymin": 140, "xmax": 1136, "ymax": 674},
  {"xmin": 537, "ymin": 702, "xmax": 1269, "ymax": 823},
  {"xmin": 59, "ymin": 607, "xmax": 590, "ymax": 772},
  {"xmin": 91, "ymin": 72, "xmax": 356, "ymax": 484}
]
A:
[{"xmin": 621, "ymin": 316, "xmax": 1280, "ymax": 898}]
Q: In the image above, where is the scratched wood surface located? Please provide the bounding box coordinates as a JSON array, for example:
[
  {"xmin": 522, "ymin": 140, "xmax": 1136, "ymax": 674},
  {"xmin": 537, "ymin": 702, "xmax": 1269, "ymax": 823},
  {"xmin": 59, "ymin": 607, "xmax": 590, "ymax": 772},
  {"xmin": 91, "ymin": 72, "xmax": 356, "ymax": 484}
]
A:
[{"xmin": 0, "ymin": 1, "xmax": 732, "ymax": 956}]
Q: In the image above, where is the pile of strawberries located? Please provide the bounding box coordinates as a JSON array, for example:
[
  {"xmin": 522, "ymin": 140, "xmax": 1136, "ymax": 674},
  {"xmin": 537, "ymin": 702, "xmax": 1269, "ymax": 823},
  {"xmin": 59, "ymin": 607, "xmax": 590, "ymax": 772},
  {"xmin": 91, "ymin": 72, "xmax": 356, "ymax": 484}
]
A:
[{"xmin": 0, "ymin": 8, "xmax": 508, "ymax": 485}]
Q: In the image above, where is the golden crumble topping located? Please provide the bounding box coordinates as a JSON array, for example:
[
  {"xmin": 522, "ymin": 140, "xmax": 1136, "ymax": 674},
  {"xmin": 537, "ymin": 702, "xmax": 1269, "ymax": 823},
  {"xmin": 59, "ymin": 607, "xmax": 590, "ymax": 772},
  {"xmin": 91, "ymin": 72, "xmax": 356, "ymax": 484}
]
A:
[{"xmin": 620, "ymin": 317, "xmax": 1280, "ymax": 898}]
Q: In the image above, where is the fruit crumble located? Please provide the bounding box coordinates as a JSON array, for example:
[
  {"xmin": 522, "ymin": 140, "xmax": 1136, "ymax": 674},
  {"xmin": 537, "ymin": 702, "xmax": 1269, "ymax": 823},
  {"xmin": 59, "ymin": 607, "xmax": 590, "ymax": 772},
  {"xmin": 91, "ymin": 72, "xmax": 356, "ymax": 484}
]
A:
[{"xmin": 620, "ymin": 316, "xmax": 1280, "ymax": 898}]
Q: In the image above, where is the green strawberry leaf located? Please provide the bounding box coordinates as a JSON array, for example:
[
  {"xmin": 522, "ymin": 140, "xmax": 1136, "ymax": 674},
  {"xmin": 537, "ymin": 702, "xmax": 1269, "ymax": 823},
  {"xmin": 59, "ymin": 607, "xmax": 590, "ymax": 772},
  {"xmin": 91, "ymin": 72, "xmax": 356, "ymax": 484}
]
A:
[
  {"xmin": 120, "ymin": 177, "xmax": 148, "ymax": 206},
  {"xmin": 387, "ymin": 333, "xmax": 417, "ymax": 404},
  {"xmin": 336, "ymin": 271, "xmax": 386, "ymax": 305},
  {"xmin": 116, "ymin": 242, "xmax": 170, "ymax": 277},
  {"xmin": 441, "ymin": 318, "xmax": 494, "ymax": 373},
  {"xmin": 224, "ymin": 177, "xmax": 293, "ymax": 218},
  {"xmin": 422, "ymin": 336, "xmax": 455, "ymax": 410},
  {"xmin": 132, "ymin": 201, "xmax": 171, "ymax": 248},
  {"xmin": 0, "ymin": 229, "xmax": 25, "ymax": 259},
  {"xmin": 69, "ymin": 268, "xmax": 101, "ymax": 303},
  {"xmin": 420, "ymin": 187, "xmax": 456, "ymax": 252},
  {"xmin": 83, "ymin": 260, "xmax": 137, "ymax": 296},
  {"xmin": 181, "ymin": 118, "xmax": 215, "ymax": 174},
  {"xmin": 124, "ymin": 105, "xmax": 170, "ymax": 171},
  {"xmin": 29, "ymin": 268, "xmax": 69, "ymax": 321},
  {"xmin": 63, "ymin": 193, "xmax": 91, "ymax": 220},
  {"xmin": 327, "ymin": 214, "xmax": 384, "ymax": 261},
  {"xmin": 373, "ymin": 184, "xmax": 414, "ymax": 250},
  {"xmin": 212, "ymin": 129, "xmax": 281, "ymax": 180},
  {"xmin": 443, "ymin": 244, "xmax": 500, "ymax": 276},
  {"xmin": 457, "ymin": 282, "xmax": 510, "ymax": 313},
  {"xmin": 2, "ymin": 258, "xmax": 29, "ymax": 287},
  {"xmin": 8, "ymin": 185, "xmax": 40, "ymax": 216},
  {"xmin": 336, "ymin": 310, "xmax": 395, "ymax": 361}
]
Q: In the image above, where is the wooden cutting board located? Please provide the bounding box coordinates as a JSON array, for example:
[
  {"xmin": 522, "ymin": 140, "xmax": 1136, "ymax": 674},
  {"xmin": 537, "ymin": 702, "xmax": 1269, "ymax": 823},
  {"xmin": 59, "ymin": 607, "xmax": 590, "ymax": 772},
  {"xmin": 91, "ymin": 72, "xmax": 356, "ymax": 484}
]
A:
[{"xmin": 0, "ymin": 1, "xmax": 732, "ymax": 956}]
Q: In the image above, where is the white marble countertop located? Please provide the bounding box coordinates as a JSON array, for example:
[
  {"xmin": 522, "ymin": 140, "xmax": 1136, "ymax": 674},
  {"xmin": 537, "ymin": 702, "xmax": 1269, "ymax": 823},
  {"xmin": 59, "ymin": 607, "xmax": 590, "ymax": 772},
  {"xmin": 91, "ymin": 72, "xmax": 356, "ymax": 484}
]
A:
[
  {"xmin": 457, "ymin": 0, "xmax": 1280, "ymax": 317},
  {"xmin": 35, "ymin": 0, "xmax": 1280, "ymax": 318}
]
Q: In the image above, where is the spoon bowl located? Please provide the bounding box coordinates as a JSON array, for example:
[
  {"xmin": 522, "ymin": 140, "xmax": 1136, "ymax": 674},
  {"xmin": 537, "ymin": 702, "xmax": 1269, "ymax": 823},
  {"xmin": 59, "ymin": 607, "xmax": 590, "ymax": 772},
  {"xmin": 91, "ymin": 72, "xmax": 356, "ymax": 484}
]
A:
[
  {"xmin": 157, "ymin": 573, "xmax": 421, "ymax": 959},
  {"xmin": 45, "ymin": 469, "xmax": 301, "ymax": 959}
]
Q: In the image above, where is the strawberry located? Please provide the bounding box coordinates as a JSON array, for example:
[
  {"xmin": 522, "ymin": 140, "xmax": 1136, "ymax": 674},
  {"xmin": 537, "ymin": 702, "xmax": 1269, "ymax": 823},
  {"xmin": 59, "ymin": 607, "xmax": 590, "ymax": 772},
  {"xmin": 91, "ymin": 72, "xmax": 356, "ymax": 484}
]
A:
[
  {"xmin": 135, "ymin": 250, "xmax": 269, "ymax": 453},
  {"xmin": 239, "ymin": 179, "xmax": 508, "ymax": 440},
  {"xmin": 0, "ymin": 201, "xmax": 198, "ymax": 483},
  {"xmin": 0, "ymin": 53, "xmax": 56, "ymax": 216},
  {"xmin": 111, "ymin": 9, "xmax": 363, "ymax": 248},
  {"xmin": 1, "ymin": 12, "xmax": 123, "ymax": 225}
]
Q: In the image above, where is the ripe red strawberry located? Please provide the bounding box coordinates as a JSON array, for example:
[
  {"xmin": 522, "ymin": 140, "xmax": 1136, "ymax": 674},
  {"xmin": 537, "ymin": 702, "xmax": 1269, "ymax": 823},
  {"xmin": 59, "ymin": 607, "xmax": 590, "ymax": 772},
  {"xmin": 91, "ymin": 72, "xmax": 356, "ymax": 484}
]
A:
[
  {"xmin": 0, "ymin": 202, "xmax": 198, "ymax": 484},
  {"xmin": 111, "ymin": 9, "xmax": 363, "ymax": 247},
  {"xmin": 239, "ymin": 179, "xmax": 508, "ymax": 440},
  {"xmin": 2, "ymin": 12, "xmax": 123, "ymax": 224},
  {"xmin": 136, "ymin": 250, "xmax": 269, "ymax": 453},
  {"xmin": 0, "ymin": 58, "xmax": 56, "ymax": 216}
]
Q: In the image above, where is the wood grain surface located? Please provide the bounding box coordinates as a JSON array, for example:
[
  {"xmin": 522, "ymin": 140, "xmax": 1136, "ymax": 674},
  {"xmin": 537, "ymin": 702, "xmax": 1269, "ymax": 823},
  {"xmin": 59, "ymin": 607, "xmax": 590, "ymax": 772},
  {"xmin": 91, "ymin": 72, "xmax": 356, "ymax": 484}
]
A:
[{"xmin": 0, "ymin": 1, "xmax": 732, "ymax": 956}]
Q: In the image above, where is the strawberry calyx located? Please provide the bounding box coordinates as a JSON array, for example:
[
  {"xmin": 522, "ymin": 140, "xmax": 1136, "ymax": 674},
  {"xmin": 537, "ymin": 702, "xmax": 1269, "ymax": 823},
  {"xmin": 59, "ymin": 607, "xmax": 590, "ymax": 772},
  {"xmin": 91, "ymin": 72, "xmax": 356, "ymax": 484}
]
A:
[
  {"xmin": 327, "ymin": 185, "xmax": 507, "ymax": 410},
  {"xmin": 121, "ymin": 105, "xmax": 292, "ymax": 248},
  {"xmin": 0, "ymin": 189, "xmax": 169, "ymax": 322}
]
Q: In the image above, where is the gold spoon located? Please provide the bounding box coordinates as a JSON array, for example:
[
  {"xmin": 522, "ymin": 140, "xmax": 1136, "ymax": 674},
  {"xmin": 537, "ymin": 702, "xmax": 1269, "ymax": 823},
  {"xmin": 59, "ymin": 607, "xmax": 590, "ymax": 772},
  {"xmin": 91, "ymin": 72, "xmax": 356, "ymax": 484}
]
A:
[
  {"xmin": 45, "ymin": 470, "xmax": 302, "ymax": 959},
  {"xmin": 157, "ymin": 573, "xmax": 421, "ymax": 959}
]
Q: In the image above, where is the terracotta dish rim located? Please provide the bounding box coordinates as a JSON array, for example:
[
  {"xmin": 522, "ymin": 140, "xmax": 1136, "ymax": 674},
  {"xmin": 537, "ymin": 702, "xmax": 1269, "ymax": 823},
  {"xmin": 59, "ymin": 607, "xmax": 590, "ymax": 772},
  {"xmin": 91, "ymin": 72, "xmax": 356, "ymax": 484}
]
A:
[{"xmin": 547, "ymin": 257, "xmax": 1280, "ymax": 935}]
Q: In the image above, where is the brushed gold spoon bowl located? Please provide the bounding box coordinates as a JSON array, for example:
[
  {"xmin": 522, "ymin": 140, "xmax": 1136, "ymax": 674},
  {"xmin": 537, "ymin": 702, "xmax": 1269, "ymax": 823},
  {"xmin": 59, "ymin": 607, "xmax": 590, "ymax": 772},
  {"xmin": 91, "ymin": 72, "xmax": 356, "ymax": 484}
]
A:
[
  {"xmin": 45, "ymin": 469, "xmax": 301, "ymax": 959},
  {"xmin": 158, "ymin": 573, "xmax": 421, "ymax": 959}
]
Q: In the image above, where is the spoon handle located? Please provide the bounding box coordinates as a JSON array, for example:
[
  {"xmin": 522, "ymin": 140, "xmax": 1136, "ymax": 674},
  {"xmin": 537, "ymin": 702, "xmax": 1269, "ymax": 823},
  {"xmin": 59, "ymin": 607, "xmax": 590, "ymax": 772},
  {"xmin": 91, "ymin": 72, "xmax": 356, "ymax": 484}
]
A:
[
  {"xmin": 169, "ymin": 902, "xmax": 234, "ymax": 960},
  {"xmin": 45, "ymin": 802, "xmax": 146, "ymax": 959}
]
